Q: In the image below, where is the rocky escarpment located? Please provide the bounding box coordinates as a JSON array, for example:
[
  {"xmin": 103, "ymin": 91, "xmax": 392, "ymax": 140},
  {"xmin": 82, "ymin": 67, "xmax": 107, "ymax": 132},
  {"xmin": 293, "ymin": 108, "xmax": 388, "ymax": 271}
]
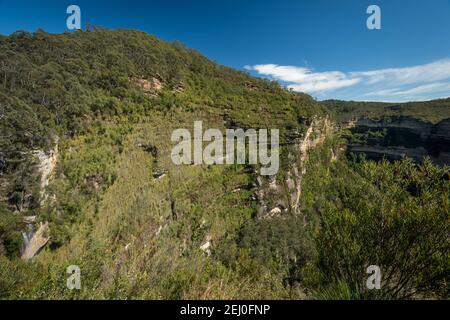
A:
[
  {"xmin": 287, "ymin": 117, "xmax": 333, "ymax": 212},
  {"xmin": 32, "ymin": 144, "xmax": 58, "ymax": 201},
  {"xmin": 21, "ymin": 221, "xmax": 50, "ymax": 260},
  {"xmin": 256, "ymin": 117, "xmax": 333, "ymax": 219},
  {"xmin": 347, "ymin": 116, "xmax": 450, "ymax": 165},
  {"xmin": 19, "ymin": 144, "xmax": 58, "ymax": 260}
]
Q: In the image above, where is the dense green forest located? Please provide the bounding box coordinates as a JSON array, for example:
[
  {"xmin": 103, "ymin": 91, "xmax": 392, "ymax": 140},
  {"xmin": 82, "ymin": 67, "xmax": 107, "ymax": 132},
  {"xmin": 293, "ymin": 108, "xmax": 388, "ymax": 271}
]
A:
[
  {"xmin": 322, "ymin": 98, "xmax": 450, "ymax": 124},
  {"xmin": 0, "ymin": 29, "xmax": 448, "ymax": 299}
]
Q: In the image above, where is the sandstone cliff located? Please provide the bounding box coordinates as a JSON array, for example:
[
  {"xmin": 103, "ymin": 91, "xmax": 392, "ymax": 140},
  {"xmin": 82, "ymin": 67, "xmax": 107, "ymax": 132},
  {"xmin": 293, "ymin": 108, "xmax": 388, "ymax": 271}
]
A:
[
  {"xmin": 256, "ymin": 116, "xmax": 333, "ymax": 219},
  {"xmin": 347, "ymin": 116, "xmax": 450, "ymax": 165}
]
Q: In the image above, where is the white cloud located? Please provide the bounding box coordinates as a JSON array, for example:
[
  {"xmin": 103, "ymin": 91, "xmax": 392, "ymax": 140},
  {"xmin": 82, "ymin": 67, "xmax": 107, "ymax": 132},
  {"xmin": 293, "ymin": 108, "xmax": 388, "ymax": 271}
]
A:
[
  {"xmin": 366, "ymin": 82, "xmax": 450, "ymax": 97},
  {"xmin": 288, "ymin": 78, "xmax": 360, "ymax": 92},
  {"xmin": 245, "ymin": 58, "xmax": 450, "ymax": 101},
  {"xmin": 247, "ymin": 64, "xmax": 360, "ymax": 93},
  {"xmin": 351, "ymin": 59, "xmax": 450, "ymax": 85}
]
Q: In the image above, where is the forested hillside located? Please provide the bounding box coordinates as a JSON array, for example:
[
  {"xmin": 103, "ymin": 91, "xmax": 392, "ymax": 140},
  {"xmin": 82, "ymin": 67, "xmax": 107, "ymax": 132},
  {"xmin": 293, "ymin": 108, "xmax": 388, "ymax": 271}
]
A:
[
  {"xmin": 0, "ymin": 29, "xmax": 448, "ymax": 299},
  {"xmin": 322, "ymin": 98, "xmax": 450, "ymax": 124},
  {"xmin": 322, "ymin": 99, "xmax": 450, "ymax": 165}
]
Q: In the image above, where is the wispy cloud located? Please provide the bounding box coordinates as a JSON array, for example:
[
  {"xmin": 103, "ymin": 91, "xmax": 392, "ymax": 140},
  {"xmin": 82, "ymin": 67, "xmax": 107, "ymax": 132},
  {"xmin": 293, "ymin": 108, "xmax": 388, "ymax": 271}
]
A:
[
  {"xmin": 245, "ymin": 58, "xmax": 450, "ymax": 101},
  {"xmin": 244, "ymin": 64, "xmax": 360, "ymax": 92},
  {"xmin": 365, "ymin": 82, "xmax": 450, "ymax": 97}
]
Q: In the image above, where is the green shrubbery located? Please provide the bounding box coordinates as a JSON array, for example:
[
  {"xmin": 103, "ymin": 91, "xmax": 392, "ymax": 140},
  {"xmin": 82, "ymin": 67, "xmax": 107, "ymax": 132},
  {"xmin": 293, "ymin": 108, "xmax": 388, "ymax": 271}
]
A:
[
  {"xmin": 300, "ymin": 147, "xmax": 449, "ymax": 299},
  {"xmin": 323, "ymin": 99, "xmax": 450, "ymax": 124},
  {"xmin": 0, "ymin": 28, "xmax": 448, "ymax": 300}
]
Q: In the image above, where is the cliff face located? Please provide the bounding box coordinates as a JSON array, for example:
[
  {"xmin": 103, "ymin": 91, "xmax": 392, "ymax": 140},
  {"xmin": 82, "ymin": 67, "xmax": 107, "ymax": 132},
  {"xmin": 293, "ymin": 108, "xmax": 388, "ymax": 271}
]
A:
[
  {"xmin": 347, "ymin": 116, "xmax": 450, "ymax": 165},
  {"xmin": 256, "ymin": 116, "xmax": 333, "ymax": 219},
  {"xmin": 32, "ymin": 144, "xmax": 58, "ymax": 200},
  {"xmin": 21, "ymin": 221, "xmax": 50, "ymax": 260},
  {"xmin": 287, "ymin": 117, "xmax": 333, "ymax": 212}
]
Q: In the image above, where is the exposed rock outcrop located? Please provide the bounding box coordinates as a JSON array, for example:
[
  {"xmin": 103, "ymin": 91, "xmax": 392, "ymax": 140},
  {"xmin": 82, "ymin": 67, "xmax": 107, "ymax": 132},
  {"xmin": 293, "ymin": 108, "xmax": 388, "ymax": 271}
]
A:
[
  {"xmin": 347, "ymin": 117, "xmax": 450, "ymax": 165},
  {"xmin": 172, "ymin": 81, "xmax": 185, "ymax": 93},
  {"xmin": 287, "ymin": 117, "xmax": 332, "ymax": 212},
  {"xmin": 21, "ymin": 221, "xmax": 50, "ymax": 260},
  {"xmin": 152, "ymin": 170, "xmax": 167, "ymax": 180},
  {"xmin": 130, "ymin": 76, "xmax": 163, "ymax": 96},
  {"xmin": 256, "ymin": 117, "xmax": 333, "ymax": 219},
  {"xmin": 200, "ymin": 235, "xmax": 212, "ymax": 256},
  {"xmin": 18, "ymin": 145, "xmax": 58, "ymax": 260},
  {"xmin": 32, "ymin": 144, "xmax": 58, "ymax": 201},
  {"xmin": 22, "ymin": 216, "xmax": 36, "ymax": 224}
]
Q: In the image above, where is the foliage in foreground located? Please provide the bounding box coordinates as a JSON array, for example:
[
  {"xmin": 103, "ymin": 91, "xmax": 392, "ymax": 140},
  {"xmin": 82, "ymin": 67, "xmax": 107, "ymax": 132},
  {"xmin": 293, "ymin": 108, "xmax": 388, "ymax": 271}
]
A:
[{"xmin": 300, "ymin": 148, "xmax": 449, "ymax": 299}]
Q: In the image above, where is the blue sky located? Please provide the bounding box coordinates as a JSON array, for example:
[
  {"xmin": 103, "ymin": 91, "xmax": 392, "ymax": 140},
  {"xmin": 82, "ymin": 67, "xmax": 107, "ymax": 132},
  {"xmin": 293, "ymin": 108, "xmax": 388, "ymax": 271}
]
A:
[{"xmin": 1, "ymin": 0, "xmax": 449, "ymax": 102}]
